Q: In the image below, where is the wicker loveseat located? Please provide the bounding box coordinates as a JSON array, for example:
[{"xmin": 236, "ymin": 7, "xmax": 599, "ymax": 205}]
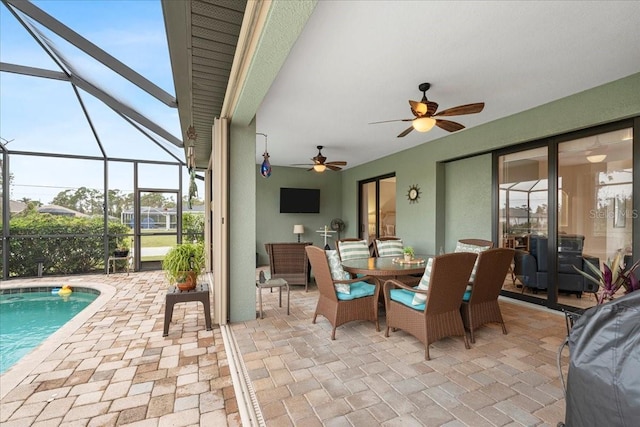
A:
[{"xmin": 265, "ymin": 242, "xmax": 312, "ymax": 291}]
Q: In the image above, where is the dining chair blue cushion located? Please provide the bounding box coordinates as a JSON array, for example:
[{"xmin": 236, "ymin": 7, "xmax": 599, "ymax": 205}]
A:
[
  {"xmin": 336, "ymin": 281, "xmax": 375, "ymax": 301},
  {"xmin": 390, "ymin": 288, "xmax": 425, "ymax": 311},
  {"xmin": 325, "ymin": 250, "xmax": 351, "ymax": 294},
  {"xmin": 338, "ymin": 240, "xmax": 370, "ymax": 261},
  {"xmin": 462, "ymin": 289, "xmax": 472, "ymax": 302},
  {"xmin": 376, "ymin": 239, "xmax": 403, "ymax": 257}
]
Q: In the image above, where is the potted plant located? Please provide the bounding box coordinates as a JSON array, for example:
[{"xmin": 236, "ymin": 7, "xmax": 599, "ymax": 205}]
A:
[
  {"xmin": 573, "ymin": 250, "xmax": 639, "ymax": 304},
  {"xmin": 162, "ymin": 242, "xmax": 205, "ymax": 291},
  {"xmin": 403, "ymin": 246, "xmax": 415, "ymax": 262},
  {"xmin": 113, "ymin": 247, "xmax": 129, "ymax": 257}
]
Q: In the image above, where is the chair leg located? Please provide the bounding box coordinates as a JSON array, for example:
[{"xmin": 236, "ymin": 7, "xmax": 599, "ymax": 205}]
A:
[
  {"xmin": 463, "ymin": 334, "xmax": 470, "ymax": 349},
  {"xmin": 331, "ymin": 327, "xmax": 336, "ymax": 340},
  {"xmin": 465, "ymin": 305, "xmax": 476, "ymax": 344},
  {"xmin": 501, "ymin": 322, "xmax": 507, "ymax": 335},
  {"xmin": 424, "ymin": 343, "xmax": 430, "ymax": 361},
  {"xmin": 312, "ymin": 312, "xmax": 318, "ymax": 324}
]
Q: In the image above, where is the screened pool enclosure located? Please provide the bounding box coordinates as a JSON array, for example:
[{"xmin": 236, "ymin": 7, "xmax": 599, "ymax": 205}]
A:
[{"xmin": 0, "ymin": 0, "xmax": 204, "ymax": 279}]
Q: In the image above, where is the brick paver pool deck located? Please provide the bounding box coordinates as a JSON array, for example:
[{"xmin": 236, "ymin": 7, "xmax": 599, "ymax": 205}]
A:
[{"xmin": 1, "ymin": 271, "xmax": 570, "ymax": 426}]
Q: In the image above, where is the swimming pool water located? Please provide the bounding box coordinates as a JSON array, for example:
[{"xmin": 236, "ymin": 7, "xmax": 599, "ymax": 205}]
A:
[{"xmin": 0, "ymin": 290, "xmax": 98, "ymax": 374}]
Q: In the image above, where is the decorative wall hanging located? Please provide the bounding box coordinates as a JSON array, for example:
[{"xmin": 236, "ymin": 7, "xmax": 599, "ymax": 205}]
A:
[
  {"xmin": 257, "ymin": 133, "xmax": 271, "ymax": 178},
  {"xmin": 186, "ymin": 126, "xmax": 198, "ymax": 208},
  {"xmin": 186, "ymin": 125, "xmax": 197, "ymax": 170},
  {"xmin": 407, "ymin": 184, "xmax": 421, "ymax": 203}
]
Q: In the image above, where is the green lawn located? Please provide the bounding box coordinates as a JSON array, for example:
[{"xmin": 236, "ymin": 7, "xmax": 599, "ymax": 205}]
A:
[{"xmin": 141, "ymin": 234, "xmax": 178, "ymax": 247}]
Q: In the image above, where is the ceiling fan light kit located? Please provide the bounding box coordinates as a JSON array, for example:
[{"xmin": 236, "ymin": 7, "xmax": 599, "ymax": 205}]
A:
[
  {"xmin": 313, "ymin": 164, "xmax": 327, "ymax": 172},
  {"xmin": 413, "ymin": 116, "xmax": 436, "ymax": 132},
  {"xmin": 587, "ymin": 154, "xmax": 607, "ymax": 163}
]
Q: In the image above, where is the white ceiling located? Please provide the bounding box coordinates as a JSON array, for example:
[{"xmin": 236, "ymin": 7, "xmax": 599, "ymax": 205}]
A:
[{"xmin": 255, "ymin": 1, "xmax": 640, "ymax": 170}]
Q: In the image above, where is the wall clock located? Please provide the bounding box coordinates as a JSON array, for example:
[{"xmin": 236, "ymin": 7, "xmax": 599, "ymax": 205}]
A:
[{"xmin": 407, "ymin": 184, "xmax": 421, "ymax": 203}]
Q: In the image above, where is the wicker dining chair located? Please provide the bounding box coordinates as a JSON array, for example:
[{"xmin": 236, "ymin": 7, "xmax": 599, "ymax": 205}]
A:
[
  {"xmin": 457, "ymin": 238, "xmax": 494, "ymax": 248},
  {"xmin": 306, "ymin": 245, "xmax": 380, "ymax": 340},
  {"xmin": 265, "ymin": 242, "xmax": 312, "ymax": 291},
  {"xmin": 460, "ymin": 248, "xmax": 515, "ymax": 343},
  {"xmin": 383, "ymin": 252, "xmax": 477, "ymax": 360}
]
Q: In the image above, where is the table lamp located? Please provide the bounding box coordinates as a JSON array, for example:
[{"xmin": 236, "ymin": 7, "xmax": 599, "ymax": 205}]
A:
[{"xmin": 293, "ymin": 224, "xmax": 304, "ymax": 242}]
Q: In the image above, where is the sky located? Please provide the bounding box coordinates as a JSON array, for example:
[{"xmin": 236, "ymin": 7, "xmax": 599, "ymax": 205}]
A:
[{"xmin": 0, "ymin": 0, "xmax": 200, "ymax": 205}]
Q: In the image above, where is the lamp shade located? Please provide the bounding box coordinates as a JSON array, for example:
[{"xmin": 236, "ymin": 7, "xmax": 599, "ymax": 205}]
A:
[
  {"xmin": 587, "ymin": 154, "xmax": 607, "ymax": 163},
  {"xmin": 412, "ymin": 116, "xmax": 436, "ymax": 132},
  {"xmin": 293, "ymin": 225, "xmax": 304, "ymax": 235}
]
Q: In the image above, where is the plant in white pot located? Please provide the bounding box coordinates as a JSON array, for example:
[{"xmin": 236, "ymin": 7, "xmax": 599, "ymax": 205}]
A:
[
  {"xmin": 403, "ymin": 246, "xmax": 415, "ymax": 262},
  {"xmin": 162, "ymin": 242, "xmax": 205, "ymax": 291}
]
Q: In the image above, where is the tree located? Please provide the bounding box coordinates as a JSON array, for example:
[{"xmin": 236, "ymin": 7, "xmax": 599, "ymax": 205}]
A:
[{"xmin": 140, "ymin": 192, "xmax": 171, "ymax": 208}]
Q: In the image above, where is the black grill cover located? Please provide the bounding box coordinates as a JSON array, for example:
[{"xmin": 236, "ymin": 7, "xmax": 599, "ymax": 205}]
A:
[{"xmin": 565, "ymin": 291, "xmax": 640, "ymax": 426}]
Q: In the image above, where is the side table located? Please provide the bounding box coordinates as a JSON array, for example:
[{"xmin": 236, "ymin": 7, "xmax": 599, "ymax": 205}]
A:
[
  {"xmin": 107, "ymin": 255, "xmax": 132, "ymax": 275},
  {"xmin": 256, "ymin": 277, "xmax": 289, "ymax": 319},
  {"xmin": 163, "ymin": 283, "xmax": 213, "ymax": 336}
]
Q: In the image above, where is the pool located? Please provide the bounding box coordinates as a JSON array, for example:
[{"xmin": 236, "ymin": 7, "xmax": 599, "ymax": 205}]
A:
[{"xmin": 0, "ymin": 287, "xmax": 99, "ymax": 374}]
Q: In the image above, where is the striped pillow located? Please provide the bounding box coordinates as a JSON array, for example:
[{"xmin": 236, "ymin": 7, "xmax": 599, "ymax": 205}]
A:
[
  {"xmin": 376, "ymin": 239, "xmax": 403, "ymax": 257},
  {"xmin": 337, "ymin": 240, "xmax": 369, "ymax": 261},
  {"xmin": 411, "ymin": 257, "xmax": 434, "ymax": 306},
  {"xmin": 454, "ymin": 242, "xmax": 490, "ymax": 282}
]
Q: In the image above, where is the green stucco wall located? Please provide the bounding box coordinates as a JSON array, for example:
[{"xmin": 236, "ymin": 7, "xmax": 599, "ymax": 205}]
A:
[
  {"xmin": 256, "ymin": 165, "xmax": 342, "ymax": 266},
  {"xmin": 229, "ymin": 122, "xmax": 257, "ymax": 323}
]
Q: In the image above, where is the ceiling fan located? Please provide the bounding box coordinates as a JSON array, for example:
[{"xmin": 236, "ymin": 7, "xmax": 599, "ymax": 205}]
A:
[
  {"xmin": 370, "ymin": 83, "xmax": 485, "ymax": 138},
  {"xmin": 294, "ymin": 146, "xmax": 347, "ymax": 172}
]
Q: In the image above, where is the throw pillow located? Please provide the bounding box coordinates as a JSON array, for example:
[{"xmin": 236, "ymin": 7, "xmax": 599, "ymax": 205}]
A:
[
  {"xmin": 411, "ymin": 257, "xmax": 434, "ymax": 306},
  {"xmin": 325, "ymin": 250, "xmax": 351, "ymax": 294},
  {"xmin": 376, "ymin": 239, "xmax": 404, "ymax": 257},
  {"xmin": 454, "ymin": 242, "xmax": 490, "ymax": 282},
  {"xmin": 337, "ymin": 240, "xmax": 369, "ymax": 261}
]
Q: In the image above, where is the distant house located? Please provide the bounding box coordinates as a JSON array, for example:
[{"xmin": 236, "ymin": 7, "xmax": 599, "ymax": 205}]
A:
[
  {"xmin": 37, "ymin": 204, "xmax": 88, "ymax": 217},
  {"xmin": 9, "ymin": 200, "xmax": 27, "ymax": 216}
]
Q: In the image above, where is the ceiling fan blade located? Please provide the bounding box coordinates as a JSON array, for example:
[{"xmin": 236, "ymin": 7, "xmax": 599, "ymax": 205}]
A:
[
  {"xmin": 397, "ymin": 126, "xmax": 414, "ymax": 138},
  {"xmin": 426, "ymin": 101, "xmax": 438, "ymax": 116},
  {"xmin": 326, "ymin": 164, "xmax": 342, "ymax": 171},
  {"xmin": 433, "ymin": 102, "xmax": 485, "ymax": 117},
  {"xmin": 369, "ymin": 118, "xmax": 413, "ymax": 124},
  {"xmin": 292, "ymin": 163, "xmax": 314, "ymax": 166},
  {"xmin": 435, "ymin": 119, "xmax": 465, "ymax": 132},
  {"xmin": 326, "ymin": 161, "xmax": 347, "ymax": 166}
]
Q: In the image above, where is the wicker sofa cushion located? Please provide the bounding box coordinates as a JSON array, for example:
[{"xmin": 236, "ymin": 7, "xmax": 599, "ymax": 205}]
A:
[
  {"xmin": 336, "ymin": 281, "xmax": 375, "ymax": 301},
  {"xmin": 391, "ymin": 288, "xmax": 425, "ymax": 311},
  {"xmin": 326, "ymin": 250, "xmax": 351, "ymax": 294},
  {"xmin": 454, "ymin": 241, "xmax": 491, "ymax": 282},
  {"xmin": 411, "ymin": 257, "xmax": 434, "ymax": 306},
  {"xmin": 338, "ymin": 240, "xmax": 369, "ymax": 261},
  {"xmin": 376, "ymin": 239, "xmax": 404, "ymax": 257}
]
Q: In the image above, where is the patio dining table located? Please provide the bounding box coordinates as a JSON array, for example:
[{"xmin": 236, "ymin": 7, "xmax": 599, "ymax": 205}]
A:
[{"xmin": 341, "ymin": 255, "xmax": 430, "ymax": 281}]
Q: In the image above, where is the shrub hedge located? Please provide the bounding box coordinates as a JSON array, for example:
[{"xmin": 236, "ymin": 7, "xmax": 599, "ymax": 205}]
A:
[{"xmin": 8, "ymin": 212, "xmax": 130, "ymax": 277}]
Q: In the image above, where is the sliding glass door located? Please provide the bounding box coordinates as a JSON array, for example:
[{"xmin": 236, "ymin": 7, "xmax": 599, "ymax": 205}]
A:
[
  {"xmin": 497, "ymin": 124, "xmax": 635, "ymax": 310},
  {"xmin": 498, "ymin": 146, "xmax": 549, "ymax": 303},
  {"xmin": 359, "ymin": 174, "xmax": 396, "ymax": 243},
  {"xmin": 557, "ymin": 127, "xmax": 634, "ymax": 309}
]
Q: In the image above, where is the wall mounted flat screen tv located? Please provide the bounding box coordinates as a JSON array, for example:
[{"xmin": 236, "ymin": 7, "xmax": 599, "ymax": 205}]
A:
[{"xmin": 279, "ymin": 188, "xmax": 320, "ymax": 213}]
